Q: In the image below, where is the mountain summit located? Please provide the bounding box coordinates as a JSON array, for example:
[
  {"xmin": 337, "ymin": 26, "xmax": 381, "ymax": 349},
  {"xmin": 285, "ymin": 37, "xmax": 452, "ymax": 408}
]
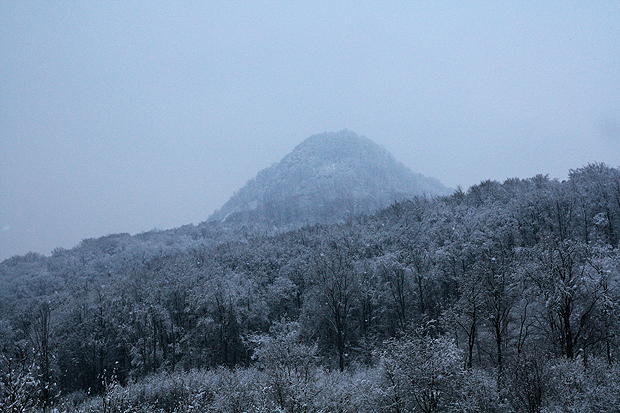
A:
[{"xmin": 209, "ymin": 130, "xmax": 450, "ymax": 225}]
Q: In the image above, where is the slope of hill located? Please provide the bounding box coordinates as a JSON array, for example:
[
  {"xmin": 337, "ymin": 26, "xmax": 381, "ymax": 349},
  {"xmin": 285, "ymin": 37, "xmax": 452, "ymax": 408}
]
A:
[
  {"xmin": 209, "ymin": 130, "xmax": 451, "ymax": 225},
  {"xmin": 2, "ymin": 163, "xmax": 620, "ymax": 412}
]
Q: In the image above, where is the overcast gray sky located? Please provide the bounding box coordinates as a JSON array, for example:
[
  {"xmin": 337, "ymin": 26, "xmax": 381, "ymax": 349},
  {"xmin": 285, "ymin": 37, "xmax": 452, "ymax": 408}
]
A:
[{"xmin": 1, "ymin": 1, "xmax": 619, "ymax": 259}]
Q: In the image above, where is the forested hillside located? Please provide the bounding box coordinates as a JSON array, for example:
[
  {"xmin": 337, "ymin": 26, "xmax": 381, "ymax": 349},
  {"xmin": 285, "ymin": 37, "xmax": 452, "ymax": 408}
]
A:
[
  {"xmin": 209, "ymin": 130, "xmax": 450, "ymax": 225},
  {"xmin": 2, "ymin": 163, "xmax": 620, "ymax": 412}
]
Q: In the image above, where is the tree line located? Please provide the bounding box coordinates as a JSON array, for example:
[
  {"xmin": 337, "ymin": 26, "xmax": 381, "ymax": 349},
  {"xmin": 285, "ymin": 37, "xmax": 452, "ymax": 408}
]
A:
[{"xmin": 1, "ymin": 163, "xmax": 620, "ymax": 412}]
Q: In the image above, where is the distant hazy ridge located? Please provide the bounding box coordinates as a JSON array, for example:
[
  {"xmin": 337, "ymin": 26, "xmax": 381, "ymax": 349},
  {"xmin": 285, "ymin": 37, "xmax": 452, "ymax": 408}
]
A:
[{"xmin": 209, "ymin": 130, "xmax": 450, "ymax": 225}]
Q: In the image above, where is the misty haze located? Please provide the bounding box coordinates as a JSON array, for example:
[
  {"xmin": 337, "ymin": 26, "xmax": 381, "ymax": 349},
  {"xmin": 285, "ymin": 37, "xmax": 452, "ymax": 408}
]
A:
[{"xmin": 2, "ymin": 2, "xmax": 620, "ymax": 412}]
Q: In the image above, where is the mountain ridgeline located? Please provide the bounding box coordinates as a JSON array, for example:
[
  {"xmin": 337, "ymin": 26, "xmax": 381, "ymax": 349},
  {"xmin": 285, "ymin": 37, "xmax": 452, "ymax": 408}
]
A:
[{"xmin": 209, "ymin": 130, "xmax": 450, "ymax": 226}]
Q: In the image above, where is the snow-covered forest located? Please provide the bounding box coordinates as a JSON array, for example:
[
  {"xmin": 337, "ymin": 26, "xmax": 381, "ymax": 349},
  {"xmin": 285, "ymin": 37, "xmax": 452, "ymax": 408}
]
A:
[{"xmin": 2, "ymin": 163, "xmax": 620, "ymax": 412}]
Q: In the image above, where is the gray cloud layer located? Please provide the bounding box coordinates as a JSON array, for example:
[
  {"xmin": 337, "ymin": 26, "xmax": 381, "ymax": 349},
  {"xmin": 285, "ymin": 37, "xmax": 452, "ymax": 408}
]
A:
[{"xmin": 1, "ymin": 1, "xmax": 619, "ymax": 259}]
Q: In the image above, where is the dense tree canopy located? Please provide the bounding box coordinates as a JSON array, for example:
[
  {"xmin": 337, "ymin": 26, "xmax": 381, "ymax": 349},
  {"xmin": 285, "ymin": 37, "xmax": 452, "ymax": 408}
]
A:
[{"xmin": 1, "ymin": 163, "xmax": 620, "ymax": 412}]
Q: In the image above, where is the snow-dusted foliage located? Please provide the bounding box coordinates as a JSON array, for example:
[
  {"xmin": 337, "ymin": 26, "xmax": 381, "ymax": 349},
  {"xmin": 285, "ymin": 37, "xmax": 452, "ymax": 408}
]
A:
[{"xmin": 2, "ymin": 163, "xmax": 620, "ymax": 412}]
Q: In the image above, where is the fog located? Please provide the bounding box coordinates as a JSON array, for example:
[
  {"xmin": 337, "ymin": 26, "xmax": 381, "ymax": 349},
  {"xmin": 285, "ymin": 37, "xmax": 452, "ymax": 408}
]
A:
[{"xmin": 1, "ymin": 1, "xmax": 619, "ymax": 259}]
